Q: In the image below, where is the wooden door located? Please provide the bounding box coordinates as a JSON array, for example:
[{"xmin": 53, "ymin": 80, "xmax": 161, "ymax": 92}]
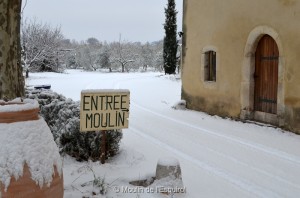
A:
[{"xmin": 254, "ymin": 35, "xmax": 279, "ymax": 114}]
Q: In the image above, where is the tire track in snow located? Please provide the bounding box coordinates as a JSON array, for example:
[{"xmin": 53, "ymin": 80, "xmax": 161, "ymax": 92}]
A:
[
  {"xmin": 113, "ymin": 75, "xmax": 299, "ymax": 196},
  {"xmin": 196, "ymin": 137, "xmax": 300, "ymax": 190},
  {"xmin": 132, "ymin": 102, "xmax": 300, "ymax": 166},
  {"xmin": 129, "ymin": 127, "xmax": 282, "ymax": 198},
  {"xmin": 130, "ymin": 108, "xmax": 300, "ymax": 195}
]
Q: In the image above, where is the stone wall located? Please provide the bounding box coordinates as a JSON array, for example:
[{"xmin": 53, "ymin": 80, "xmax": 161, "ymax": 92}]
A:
[{"xmin": 182, "ymin": 0, "xmax": 300, "ymax": 133}]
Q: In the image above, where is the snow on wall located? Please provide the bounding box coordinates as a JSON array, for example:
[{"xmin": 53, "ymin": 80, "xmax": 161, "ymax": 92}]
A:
[{"xmin": 0, "ymin": 118, "xmax": 62, "ymax": 191}]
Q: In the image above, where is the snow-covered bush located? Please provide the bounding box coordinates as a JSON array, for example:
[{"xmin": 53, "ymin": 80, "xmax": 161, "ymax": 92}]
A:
[
  {"xmin": 25, "ymin": 89, "xmax": 123, "ymax": 162},
  {"xmin": 60, "ymin": 129, "xmax": 122, "ymax": 162}
]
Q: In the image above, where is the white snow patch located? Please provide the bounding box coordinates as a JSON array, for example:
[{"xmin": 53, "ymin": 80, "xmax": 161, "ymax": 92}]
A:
[
  {"xmin": 172, "ymin": 100, "xmax": 186, "ymax": 110},
  {"xmin": 0, "ymin": 98, "xmax": 39, "ymax": 112},
  {"xmin": 157, "ymin": 157, "xmax": 179, "ymax": 166},
  {"xmin": 26, "ymin": 70, "xmax": 300, "ymax": 198},
  {"xmin": 0, "ymin": 118, "xmax": 62, "ymax": 191}
]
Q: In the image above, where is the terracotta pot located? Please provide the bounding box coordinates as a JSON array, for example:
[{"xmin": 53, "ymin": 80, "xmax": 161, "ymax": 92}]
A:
[
  {"xmin": 1, "ymin": 164, "xmax": 63, "ymax": 198},
  {"xmin": 0, "ymin": 106, "xmax": 39, "ymax": 123},
  {"xmin": 0, "ymin": 101, "xmax": 39, "ymax": 123},
  {"xmin": 0, "ymin": 99, "xmax": 64, "ymax": 198}
]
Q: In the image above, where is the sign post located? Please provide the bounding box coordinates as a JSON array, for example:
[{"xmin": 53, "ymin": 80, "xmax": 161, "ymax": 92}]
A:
[
  {"xmin": 100, "ymin": 130, "xmax": 106, "ymax": 164},
  {"xmin": 80, "ymin": 89, "xmax": 130, "ymax": 164}
]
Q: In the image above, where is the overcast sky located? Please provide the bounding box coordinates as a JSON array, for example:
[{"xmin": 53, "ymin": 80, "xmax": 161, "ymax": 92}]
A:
[{"xmin": 22, "ymin": 0, "xmax": 183, "ymax": 43}]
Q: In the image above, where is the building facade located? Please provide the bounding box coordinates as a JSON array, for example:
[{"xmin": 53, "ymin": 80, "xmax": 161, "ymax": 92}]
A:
[{"xmin": 181, "ymin": 0, "xmax": 300, "ymax": 133}]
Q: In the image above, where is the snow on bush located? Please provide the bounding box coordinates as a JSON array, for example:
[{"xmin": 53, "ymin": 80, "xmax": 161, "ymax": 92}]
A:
[
  {"xmin": 60, "ymin": 128, "xmax": 122, "ymax": 162},
  {"xmin": 25, "ymin": 88, "xmax": 123, "ymax": 162}
]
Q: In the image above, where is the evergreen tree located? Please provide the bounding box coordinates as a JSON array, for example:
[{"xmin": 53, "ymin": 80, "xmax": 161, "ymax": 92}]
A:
[{"xmin": 163, "ymin": 0, "xmax": 178, "ymax": 74}]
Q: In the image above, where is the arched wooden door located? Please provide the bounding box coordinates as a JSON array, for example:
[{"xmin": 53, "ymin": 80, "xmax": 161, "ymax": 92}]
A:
[{"xmin": 254, "ymin": 35, "xmax": 279, "ymax": 114}]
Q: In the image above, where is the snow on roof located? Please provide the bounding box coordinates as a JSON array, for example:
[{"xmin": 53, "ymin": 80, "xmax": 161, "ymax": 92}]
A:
[
  {"xmin": 0, "ymin": 118, "xmax": 62, "ymax": 191},
  {"xmin": 0, "ymin": 98, "xmax": 39, "ymax": 112}
]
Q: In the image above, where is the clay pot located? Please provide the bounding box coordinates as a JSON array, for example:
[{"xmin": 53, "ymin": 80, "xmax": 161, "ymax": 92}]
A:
[
  {"xmin": 0, "ymin": 102, "xmax": 39, "ymax": 123},
  {"xmin": 1, "ymin": 165, "xmax": 63, "ymax": 198},
  {"xmin": 0, "ymin": 99, "xmax": 64, "ymax": 198}
]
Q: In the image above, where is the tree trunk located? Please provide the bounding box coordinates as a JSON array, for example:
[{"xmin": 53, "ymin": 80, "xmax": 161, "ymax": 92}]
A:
[
  {"xmin": 0, "ymin": 0, "xmax": 24, "ymax": 100},
  {"xmin": 121, "ymin": 63, "xmax": 125, "ymax": 73}
]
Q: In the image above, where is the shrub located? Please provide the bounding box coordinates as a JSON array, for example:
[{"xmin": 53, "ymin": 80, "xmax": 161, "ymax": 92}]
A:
[{"xmin": 26, "ymin": 88, "xmax": 123, "ymax": 162}]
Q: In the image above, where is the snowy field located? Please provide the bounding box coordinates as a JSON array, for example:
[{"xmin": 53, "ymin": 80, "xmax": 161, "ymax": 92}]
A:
[{"xmin": 26, "ymin": 70, "xmax": 300, "ymax": 198}]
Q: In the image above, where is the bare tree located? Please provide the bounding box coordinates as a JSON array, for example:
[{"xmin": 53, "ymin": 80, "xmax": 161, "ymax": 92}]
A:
[
  {"xmin": 0, "ymin": 0, "xmax": 24, "ymax": 99},
  {"xmin": 76, "ymin": 46, "xmax": 99, "ymax": 71},
  {"xmin": 109, "ymin": 35, "xmax": 136, "ymax": 72},
  {"xmin": 54, "ymin": 34, "xmax": 165, "ymax": 73},
  {"xmin": 73, "ymin": 39, "xmax": 103, "ymax": 71},
  {"xmin": 21, "ymin": 19, "xmax": 64, "ymax": 72},
  {"xmin": 140, "ymin": 42, "xmax": 154, "ymax": 71},
  {"xmin": 152, "ymin": 40, "xmax": 164, "ymax": 71}
]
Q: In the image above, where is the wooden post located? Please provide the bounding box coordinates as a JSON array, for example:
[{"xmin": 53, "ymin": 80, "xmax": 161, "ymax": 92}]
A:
[{"xmin": 100, "ymin": 130, "xmax": 107, "ymax": 164}]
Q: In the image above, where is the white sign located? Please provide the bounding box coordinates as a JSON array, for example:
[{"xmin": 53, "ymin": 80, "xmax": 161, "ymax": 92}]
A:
[{"xmin": 80, "ymin": 89, "xmax": 130, "ymax": 131}]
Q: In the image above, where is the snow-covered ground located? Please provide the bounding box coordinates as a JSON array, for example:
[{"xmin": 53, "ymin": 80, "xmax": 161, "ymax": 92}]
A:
[{"xmin": 26, "ymin": 70, "xmax": 300, "ymax": 198}]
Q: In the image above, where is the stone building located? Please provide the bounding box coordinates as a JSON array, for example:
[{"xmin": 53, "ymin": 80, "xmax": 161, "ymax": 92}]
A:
[{"xmin": 181, "ymin": 0, "xmax": 300, "ymax": 133}]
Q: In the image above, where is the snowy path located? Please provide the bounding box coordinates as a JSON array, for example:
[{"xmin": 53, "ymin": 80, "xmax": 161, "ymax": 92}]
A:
[
  {"xmin": 27, "ymin": 70, "xmax": 300, "ymax": 198},
  {"xmin": 117, "ymin": 75, "xmax": 300, "ymax": 198},
  {"xmin": 128, "ymin": 107, "xmax": 300, "ymax": 197}
]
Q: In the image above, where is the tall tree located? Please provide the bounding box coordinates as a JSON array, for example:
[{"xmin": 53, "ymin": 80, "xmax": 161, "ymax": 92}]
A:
[
  {"xmin": 0, "ymin": 0, "xmax": 24, "ymax": 100},
  {"xmin": 163, "ymin": 0, "xmax": 178, "ymax": 74}
]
